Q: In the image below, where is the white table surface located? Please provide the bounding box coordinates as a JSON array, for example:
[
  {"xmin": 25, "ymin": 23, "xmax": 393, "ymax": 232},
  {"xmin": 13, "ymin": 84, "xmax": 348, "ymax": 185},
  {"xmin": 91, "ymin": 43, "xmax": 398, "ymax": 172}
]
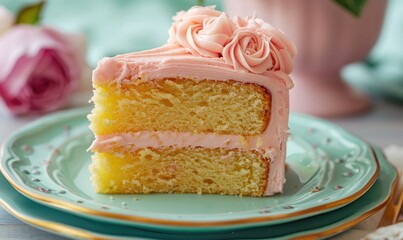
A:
[{"xmin": 0, "ymin": 99, "xmax": 402, "ymax": 240}]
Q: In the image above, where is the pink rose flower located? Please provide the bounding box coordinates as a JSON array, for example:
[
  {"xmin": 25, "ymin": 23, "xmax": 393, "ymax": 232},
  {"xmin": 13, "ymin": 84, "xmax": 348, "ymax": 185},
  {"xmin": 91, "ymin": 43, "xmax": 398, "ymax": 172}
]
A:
[
  {"xmin": 0, "ymin": 25, "xmax": 82, "ymax": 115},
  {"xmin": 233, "ymin": 17, "xmax": 296, "ymax": 74},
  {"xmin": 0, "ymin": 6, "xmax": 14, "ymax": 35},
  {"xmin": 222, "ymin": 28, "xmax": 272, "ymax": 74},
  {"xmin": 168, "ymin": 6, "xmax": 236, "ymax": 57}
]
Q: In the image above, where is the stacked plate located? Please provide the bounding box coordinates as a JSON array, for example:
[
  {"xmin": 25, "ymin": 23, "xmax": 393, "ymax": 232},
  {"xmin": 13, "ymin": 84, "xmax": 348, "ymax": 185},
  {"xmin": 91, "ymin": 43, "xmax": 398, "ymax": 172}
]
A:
[{"xmin": 0, "ymin": 108, "xmax": 397, "ymax": 239}]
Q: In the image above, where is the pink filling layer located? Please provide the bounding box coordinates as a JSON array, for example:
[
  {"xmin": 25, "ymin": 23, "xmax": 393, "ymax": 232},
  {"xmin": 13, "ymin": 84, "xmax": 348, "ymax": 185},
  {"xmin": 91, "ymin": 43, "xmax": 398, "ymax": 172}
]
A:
[
  {"xmin": 91, "ymin": 44, "xmax": 292, "ymax": 196},
  {"xmin": 91, "ymin": 131, "xmax": 272, "ymax": 155}
]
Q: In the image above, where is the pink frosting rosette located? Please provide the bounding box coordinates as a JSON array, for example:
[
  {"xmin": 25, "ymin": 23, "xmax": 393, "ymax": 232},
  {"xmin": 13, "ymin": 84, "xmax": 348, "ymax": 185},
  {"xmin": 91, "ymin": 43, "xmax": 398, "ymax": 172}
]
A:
[
  {"xmin": 168, "ymin": 6, "xmax": 295, "ymax": 74},
  {"xmin": 168, "ymin": 6, "xmax": 236, "ymax": 57},
  {"xmin": 222, "ymin": 28, "xmax": 272, "ymax": 74},
  {"xmin": 233, "ymin": 16, "xmax": 296, "ymax": 74},
  {"xmin": 0, "ymin": 25, "xmax": 82, "ymax": 115}
]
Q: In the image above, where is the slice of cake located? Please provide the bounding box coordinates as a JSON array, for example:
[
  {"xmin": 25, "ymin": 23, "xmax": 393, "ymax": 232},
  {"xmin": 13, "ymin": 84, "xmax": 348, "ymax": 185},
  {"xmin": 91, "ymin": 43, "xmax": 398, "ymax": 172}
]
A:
[{"xmin": 88, "ymin": 6, "xmax": 295, "ymax": 196}]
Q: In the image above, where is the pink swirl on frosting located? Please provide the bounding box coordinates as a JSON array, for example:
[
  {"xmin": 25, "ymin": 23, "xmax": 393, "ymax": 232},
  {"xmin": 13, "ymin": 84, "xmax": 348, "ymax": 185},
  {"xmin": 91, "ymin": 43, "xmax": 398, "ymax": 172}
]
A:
[
  {"xmin": 167, "ymin": 7, "xmax": 295, "ymax": 74},
  {"xmin": 222, "ymin": 27, "xmax": 272, "ymax": 74},
  {"xmin": 168, "ymin": 6, "xmax": 235, "ymax": 58},
  {"xmin": 234, "ymin": 16, "xmax": 296, "ymax": 74},
  {"xmin": 168, "ymin": 6, "xmax": 221, "ymax": 44}
]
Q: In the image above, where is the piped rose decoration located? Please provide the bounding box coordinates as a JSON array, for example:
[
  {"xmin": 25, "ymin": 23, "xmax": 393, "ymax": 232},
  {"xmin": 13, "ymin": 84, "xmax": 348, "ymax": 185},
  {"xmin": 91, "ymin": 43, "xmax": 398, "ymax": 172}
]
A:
[
  {"xmin": 0, "ymin": 25, "xmax": 82, "ymax": 115},
  {"xmin": 168, "ymin": 7, "xmax": 296, "ymax": 74},
  {"xmin": 239, "ymin": 17, "xmax": 296, "ymax": 74},
  {"xmin": 168, "ymin": 6, "xmax": 235, "ymax": 57},
  {"xmin": 222, "ymin": 28, "xmax": 272, "ymax": 74}
]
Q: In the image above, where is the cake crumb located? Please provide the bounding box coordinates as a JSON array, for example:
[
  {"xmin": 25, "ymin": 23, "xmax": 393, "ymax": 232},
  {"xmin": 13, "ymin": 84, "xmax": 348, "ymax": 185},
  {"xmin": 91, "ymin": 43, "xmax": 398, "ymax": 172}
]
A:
[
  {"xmin": 167, "ymin": 163, "xmax": 177, "ymax": 173},
  {"xmin": 221, "ymin": 151, "xmax": 234, "ymax": 160},
  {"xmin": 311, "ymin": 186, "xmax": 321, "ymax": 193},
  {"xmin": 21, "ymin": 144, "xmax": 33, "ymax": 154},
  {"xmin": 239, "ymin": 136, "xmax": 249, "ymax": 148},
  {"xmin": 263, "ymin": 148, "xmax": 274, "ymax": 159},
  {"xmin": 256, "ymin": 137, "xmax": 263, "ymax": 148},
  {"xmin": 53, "ymin": 148, "xmax": 60, "ymax": 155}
]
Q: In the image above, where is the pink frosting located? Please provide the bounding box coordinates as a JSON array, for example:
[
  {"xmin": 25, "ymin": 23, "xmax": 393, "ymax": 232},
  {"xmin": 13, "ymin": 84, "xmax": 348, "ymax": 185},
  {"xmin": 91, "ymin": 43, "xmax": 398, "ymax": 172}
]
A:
[
  {"xmin": 234, "ymin": 16, "xmax": 296, "ymax": 73},
  {"xmin": 168, "ymin": 6, "xmax": 296, "ymax": 74},
  {"xmin": 91, "ymin": 131, "xmax": 264, "ymax": 153},
  {"xmin": 222, "ymin": 28, "xmax": 272, "ymax": 74},
  {"xmin": 168, "ymin": 6, "xmax": 221, "ymax": 44},
  {"xmin": 168, "ymin": 6, "xmax": 235, "ymax": 57}
]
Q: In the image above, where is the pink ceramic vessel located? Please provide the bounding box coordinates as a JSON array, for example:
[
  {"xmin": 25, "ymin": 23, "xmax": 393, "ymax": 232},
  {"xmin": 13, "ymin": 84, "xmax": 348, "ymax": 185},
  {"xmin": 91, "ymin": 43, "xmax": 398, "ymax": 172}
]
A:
[{"xmin": 225, "ymin": 0, "xmax": 387, "ymax": 117}]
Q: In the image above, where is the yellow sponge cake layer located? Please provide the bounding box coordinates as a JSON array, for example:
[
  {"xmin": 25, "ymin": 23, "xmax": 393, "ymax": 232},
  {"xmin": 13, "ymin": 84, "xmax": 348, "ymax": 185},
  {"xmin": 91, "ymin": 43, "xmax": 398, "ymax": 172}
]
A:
[
  {"xmin": 90, "ymin": 147, "xmax": 269, "ymax": 196},
  {"xmin": 89, "ymin": 78, "xmax": 271, "ymax": 135}
]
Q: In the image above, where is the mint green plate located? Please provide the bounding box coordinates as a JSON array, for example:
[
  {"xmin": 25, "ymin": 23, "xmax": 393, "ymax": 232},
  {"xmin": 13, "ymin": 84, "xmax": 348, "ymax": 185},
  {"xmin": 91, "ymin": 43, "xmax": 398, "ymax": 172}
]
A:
[
  {"xmin": 0, "ymin": 108, "xmax": 379, "ymax": 232},
  {"xmin": 0, "ymin": 146, "xmax": 395, "ymax": 239}
]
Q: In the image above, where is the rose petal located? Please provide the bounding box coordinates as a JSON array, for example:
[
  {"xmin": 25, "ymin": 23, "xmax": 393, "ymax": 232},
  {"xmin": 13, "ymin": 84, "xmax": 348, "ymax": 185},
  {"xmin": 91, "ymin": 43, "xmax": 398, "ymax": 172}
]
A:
[
  {"xmin": 0, "ymin": 25, "xmax": 82, "ymax": 115},
  {"xmin": 1, "ymin": 56, "xmax": 47, "ymax": 104},
  {"xmin": 0, "ymin": 26, "xmax": 66, "ymax": 80},
  {"xmin": 27, "ymin": 52, "xmax": 69, "ymax": 111}
]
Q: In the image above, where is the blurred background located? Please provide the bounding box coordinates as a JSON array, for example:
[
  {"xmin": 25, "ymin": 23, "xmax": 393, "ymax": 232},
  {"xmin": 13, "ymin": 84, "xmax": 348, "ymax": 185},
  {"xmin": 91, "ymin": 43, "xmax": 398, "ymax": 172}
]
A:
[
  {"xmin": 1, "ymin": 2, "xmax": 403, "ymax": 239},
  {"xmin": 0, "ymin": 0, "xmax": 402, "ymax": 117},
  {"xmin": 0, "ymin": 0, "xmax": 223, "ymax": 66}
]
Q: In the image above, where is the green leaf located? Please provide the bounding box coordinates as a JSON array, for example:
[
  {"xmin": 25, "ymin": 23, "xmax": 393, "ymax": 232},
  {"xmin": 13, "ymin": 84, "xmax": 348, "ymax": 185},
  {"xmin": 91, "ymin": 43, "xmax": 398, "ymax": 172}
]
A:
[
  {"xmin": 333, "ymin": 0, "xmax": 368, "ymax": 17},
  {"xmin": 15, "ymin": 1, "xmax": 45, "ymax": 25},
  {"xmin": 196, "ymin": 0, "xmax": 205, "ymax": 6}
]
